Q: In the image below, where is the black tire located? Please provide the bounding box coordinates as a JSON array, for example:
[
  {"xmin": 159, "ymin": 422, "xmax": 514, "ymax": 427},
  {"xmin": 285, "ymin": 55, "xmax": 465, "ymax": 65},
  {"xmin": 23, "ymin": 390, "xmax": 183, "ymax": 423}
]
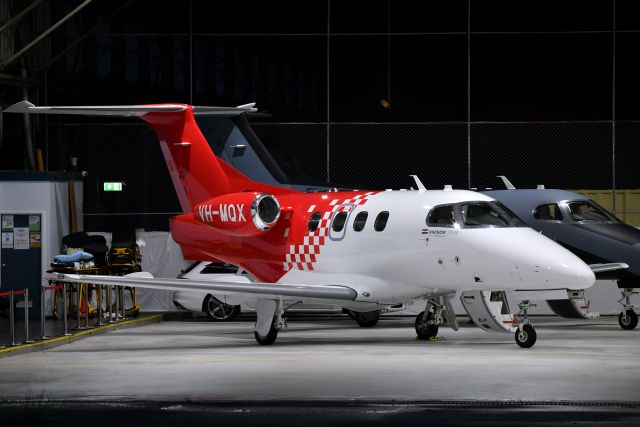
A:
[
  {"xmin": 515, "ymin": 324, "xmax": 537, "ymax": 348},
  {"xmin": 415, "ymin": 311, "xmax": 439, "ymax": 340},
  {"xmin": 618, "ymin": 310, "xmax": 638, "ymax": 330},
  {"xmin": 254, "ymin": 322, "xmax": 279, "ymax": 345},
  {"xmin": 203, "ymin": 295, "xmax": 240, "ymax": 321},
  {"xmin": 352, "ymin": 310, "xmax": 380, "ymax": 327}
]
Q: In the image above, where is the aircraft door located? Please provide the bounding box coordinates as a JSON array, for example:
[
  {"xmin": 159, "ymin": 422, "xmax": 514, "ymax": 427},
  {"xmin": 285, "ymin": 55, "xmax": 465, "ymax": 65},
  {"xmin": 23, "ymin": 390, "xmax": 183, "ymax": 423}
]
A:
[
  {"xmin": 424, "ymin": 204, "xmax": 458, "ymax": 261},
  {"xmin": 460, "ymin": 290, "xmax": 517, "ymax": 333},
  {"xmin": 329, "ymin": 204, "xmax": 354, "ymax": 241}
]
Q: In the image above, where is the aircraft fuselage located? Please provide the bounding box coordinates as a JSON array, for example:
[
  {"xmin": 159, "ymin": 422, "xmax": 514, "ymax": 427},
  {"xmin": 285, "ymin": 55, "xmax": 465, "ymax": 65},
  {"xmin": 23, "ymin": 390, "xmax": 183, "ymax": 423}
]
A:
[{"xmin": 171, "ymin": 189, "xmax": 595, "ymax": 305}]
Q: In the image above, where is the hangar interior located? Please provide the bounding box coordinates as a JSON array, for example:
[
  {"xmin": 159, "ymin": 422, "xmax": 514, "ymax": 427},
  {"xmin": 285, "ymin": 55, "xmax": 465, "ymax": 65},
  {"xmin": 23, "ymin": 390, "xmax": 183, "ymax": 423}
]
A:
[{"xmin": 1, "ymin": 0, "xmax": 640, "ymax": 424}]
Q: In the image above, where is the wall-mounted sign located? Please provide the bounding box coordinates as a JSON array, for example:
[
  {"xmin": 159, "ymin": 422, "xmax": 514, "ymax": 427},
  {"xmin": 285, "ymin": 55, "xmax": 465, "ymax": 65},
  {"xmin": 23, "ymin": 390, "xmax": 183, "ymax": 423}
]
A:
[
  {"xmin": 1, "ymin": 232, "xmax": 13, "ymax": 248},
  {"xmin": 13, "ymin": 227, "xmax": 29, "ymax": 250},
  {"xmin": 30, "ymin": 232, "xmax": 41, "ymax": 248},
  {"xmin": 103, "ymin": 182, "xmax": 123, "ymax": 191},
  {"xmin": 1, "ymin": 215, "xmax": 14, "ymax": 231},
  {"xmin": 29, "ymin": 215, "xmax": 41, "ymax": 231}
]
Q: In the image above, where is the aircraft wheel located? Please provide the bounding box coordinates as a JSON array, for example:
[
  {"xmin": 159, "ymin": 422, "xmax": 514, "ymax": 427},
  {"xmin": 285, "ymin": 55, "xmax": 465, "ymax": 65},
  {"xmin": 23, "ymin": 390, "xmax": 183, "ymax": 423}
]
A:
[
  {"xmin": 204, "ymin": 295, "xmax": 241, "ymax": 321},
  {"xmin": 351, "ymin": 310, "xmax": 380, "ymax": 327},
  {"xmin": 515, "ymin": 324, "xmax": 537, "ymax": 348},
  {"xmin": 415, "ymin": 311, "xmax": 438, "ymax": 340},
  {"xmin": 618, "ymin": 310, "xmax": 638, "ymax": 330},
  {"xmin": 254, "ymin": 322, "xmax": 279, "ymax": 345}
]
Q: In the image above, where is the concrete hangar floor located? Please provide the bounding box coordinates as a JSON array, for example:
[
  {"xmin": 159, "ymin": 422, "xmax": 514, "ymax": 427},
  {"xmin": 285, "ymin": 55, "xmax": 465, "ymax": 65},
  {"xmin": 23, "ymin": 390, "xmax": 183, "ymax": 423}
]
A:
[{"xmin": 1, "ymin": 315, "xmax": 639, "ymax": 426}]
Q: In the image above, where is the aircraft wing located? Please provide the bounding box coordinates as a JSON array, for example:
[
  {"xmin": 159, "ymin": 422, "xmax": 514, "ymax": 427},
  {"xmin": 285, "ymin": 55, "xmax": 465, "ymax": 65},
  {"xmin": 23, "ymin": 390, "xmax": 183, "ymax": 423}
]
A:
[
  {"xmin": 588, "ymin": 262, "xmax": 629, "ymax": 273},
  {"xmin": 5, "ymin": 100, "xmax": 256, "ymax": 117},
  {"xmin": 48, "ymin": 272, "xmax": 358, "ymax": 301}
]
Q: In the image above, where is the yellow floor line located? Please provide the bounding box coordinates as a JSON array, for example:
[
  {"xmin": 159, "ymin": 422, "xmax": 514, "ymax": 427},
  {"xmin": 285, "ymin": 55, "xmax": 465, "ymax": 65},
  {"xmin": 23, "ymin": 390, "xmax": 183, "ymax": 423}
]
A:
[{"xmin": 0, "ymin": 314, "xmax": 164, "ymax": 356}]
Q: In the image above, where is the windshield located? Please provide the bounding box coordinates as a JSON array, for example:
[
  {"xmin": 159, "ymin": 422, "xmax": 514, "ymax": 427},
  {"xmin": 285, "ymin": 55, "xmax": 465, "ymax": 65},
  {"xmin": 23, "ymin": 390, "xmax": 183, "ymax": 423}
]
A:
[
  {"xmin": 460, "ymin": 202, "xmax": 526, "ymax": 228},
  {"xmin": 566, "ymin": 200, "xmax": 619, "ymax": 223}
]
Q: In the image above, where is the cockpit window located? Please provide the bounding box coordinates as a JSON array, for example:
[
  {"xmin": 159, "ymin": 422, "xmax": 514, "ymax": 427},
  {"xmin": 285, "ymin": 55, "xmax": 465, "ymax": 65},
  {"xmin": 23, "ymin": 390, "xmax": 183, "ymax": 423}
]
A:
[
  {"xmin": 534, "ymin": 203, "xmax": 563, "ymax": 221},
  {"xmin": 427, "ymin": 205, "xmax": 455, "ymax": 228},
  {"xmin": 460, "ymin": 202, "xmax": 526, "ymax": 228},
  {"xmin": 567, "ymin": 200, "xmax": 618, "ymax": 223}
]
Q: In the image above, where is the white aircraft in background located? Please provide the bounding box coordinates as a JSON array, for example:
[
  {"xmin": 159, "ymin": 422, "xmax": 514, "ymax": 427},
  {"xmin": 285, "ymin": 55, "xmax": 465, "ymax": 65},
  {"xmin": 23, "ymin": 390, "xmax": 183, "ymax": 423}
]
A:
[{"xmin": 7, "ymin": 100, "xmax": 599, "ymax": 348}]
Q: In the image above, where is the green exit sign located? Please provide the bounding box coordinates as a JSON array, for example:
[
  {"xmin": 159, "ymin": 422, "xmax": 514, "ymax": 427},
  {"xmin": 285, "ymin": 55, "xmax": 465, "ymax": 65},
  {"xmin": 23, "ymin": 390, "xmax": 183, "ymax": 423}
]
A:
[{"xmin": 103, "ymin": 182, "xmax": 123, "ymax": 191}]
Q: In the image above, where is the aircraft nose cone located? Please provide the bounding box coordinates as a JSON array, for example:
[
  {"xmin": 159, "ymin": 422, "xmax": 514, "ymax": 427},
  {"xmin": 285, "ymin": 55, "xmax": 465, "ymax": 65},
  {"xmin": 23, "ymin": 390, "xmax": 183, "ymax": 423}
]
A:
[
  {"xmin": 554, "ymin": 256, "xmax": 595, "ymax": 290},
  {"xmin": 499, "ymin": 229, "xmax": 596, "ymax": 290},
  {"xmin": 537, "ymin": 244, "xmax": 595, "ymax": 290}
]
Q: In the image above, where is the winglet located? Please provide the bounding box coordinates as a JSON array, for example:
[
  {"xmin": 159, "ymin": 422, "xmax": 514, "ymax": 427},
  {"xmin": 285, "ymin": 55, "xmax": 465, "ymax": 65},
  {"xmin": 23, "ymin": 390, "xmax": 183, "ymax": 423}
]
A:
[
  {"xmin": 497, "ymin": 175, "xmax": 516, "ymax": 190},
  {"xmin": 409, "ymin": 175, "xmax": 427, "ymax": 192}
]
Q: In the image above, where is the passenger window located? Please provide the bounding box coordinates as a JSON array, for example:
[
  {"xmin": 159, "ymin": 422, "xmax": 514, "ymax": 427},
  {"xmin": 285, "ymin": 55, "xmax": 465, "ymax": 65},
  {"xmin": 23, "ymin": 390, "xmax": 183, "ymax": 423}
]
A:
[
  {"xmin": 353, "ymin": 211, "xmax": 368, "ymax": 232},
  {"xmin": 427, "ymin": 205, "xmax": 455, "ymax": 227},
  {"xmin": 307, "ymin": 212, "xmax": 322, "ymax": 232},
  {"xmin": 332, "ymin": 212, "xmax": 348, "ymax": 232},
  {"xmin": 374, "ymin": 211, "xmax": 389, "ymax": 232},
  {"xmin": 533, "ymin": 204, "xmax": 563, "ymax": 221}
]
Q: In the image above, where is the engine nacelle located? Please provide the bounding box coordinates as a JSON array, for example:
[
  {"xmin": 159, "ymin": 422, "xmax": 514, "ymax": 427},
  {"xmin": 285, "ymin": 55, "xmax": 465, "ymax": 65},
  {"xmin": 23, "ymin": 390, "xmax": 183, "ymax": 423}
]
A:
[{"xmin": 193, "ymin": 192, "xmax": 280, "ymax": 236}]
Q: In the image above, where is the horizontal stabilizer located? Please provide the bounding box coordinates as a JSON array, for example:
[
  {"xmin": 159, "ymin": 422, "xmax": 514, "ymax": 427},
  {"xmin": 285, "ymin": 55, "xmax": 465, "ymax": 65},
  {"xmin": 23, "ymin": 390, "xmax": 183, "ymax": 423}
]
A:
[
  {"xmin": 50, "ymin": 273, "xmax": 358, "ymax": 301},
  {"xmin": 5, "ymin": 100, "xmax": 257, "ymax": 117},
  {"xmin": 589, "ymin": 262, "xmax": 629, "ymax": 273}
]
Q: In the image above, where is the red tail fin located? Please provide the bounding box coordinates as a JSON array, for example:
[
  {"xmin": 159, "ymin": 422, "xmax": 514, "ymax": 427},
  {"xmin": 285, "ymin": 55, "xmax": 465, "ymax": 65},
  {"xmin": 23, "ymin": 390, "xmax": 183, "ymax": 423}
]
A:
[{"xmin": 142, "ymin": 106, "xmax": 292, "ymax": 212}]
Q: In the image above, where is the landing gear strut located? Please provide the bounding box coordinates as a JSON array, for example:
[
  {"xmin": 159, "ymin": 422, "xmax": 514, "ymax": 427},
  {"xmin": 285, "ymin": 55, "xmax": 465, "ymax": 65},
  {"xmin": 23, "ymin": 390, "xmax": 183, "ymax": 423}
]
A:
[
  {"xmin": 415, "ymin": 299, "xmax": 444, "ymax": 340},
  {"xmin": 618, "ymin": 288, "xmax": 638, "ymax": 330},
  {"xmin": 514, "ymin": 300, "xmax": 537, "ymax": 348}
]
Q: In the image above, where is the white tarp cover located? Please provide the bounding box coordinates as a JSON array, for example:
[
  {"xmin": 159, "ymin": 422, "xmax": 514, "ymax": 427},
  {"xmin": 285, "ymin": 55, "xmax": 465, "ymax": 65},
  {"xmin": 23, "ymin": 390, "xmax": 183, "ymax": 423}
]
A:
[{"xmin": 87, "ymin": 230, "xmax": 188, "ymax": 311}]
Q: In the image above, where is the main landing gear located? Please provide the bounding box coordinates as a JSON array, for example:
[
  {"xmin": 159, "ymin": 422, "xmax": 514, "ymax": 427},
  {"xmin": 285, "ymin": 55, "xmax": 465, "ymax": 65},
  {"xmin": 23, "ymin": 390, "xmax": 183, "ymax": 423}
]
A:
[
  {"xmin": 618, "ymin": 288, "xmax": 638, "ymax": 330},
  {"xmin": 415, "ymin": 299, "xmax": 444, "ymax": 340},
  {"xmin": 514, "ymin": 300, "xmax": 537, "ymax": 349},
  {"xmin": 254, "ymin": 321, "xmax": 280, "ymax": 345},
  {"xmin": 254, "ymin": 299, "xmax": 286, "ymax": 345},
  {"xmin": 350, "ymin": 310, "xmax": 380, "ymax": 327}
]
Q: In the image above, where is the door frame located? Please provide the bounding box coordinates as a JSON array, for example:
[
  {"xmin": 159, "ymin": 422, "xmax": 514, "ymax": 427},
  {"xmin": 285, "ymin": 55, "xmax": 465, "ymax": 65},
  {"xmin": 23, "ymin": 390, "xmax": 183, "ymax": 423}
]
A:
[{"xmin": 329, "ymin": 204, "xmax": 355, "ymax": 242}]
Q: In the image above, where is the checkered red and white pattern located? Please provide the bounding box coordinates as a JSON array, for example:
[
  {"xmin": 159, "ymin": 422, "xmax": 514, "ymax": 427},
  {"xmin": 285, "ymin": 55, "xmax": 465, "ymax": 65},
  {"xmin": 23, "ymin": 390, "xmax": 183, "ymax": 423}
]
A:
[{"xmin": 283, "ymin": 192, "xmax": 377, "ymax": 271}]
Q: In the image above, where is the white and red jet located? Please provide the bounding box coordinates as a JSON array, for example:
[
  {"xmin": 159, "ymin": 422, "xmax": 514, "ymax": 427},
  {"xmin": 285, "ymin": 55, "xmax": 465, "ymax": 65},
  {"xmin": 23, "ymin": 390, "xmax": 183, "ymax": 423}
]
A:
[{"xmin": 7, "ymin": 101, "xmax": 596, "ymax": 348}]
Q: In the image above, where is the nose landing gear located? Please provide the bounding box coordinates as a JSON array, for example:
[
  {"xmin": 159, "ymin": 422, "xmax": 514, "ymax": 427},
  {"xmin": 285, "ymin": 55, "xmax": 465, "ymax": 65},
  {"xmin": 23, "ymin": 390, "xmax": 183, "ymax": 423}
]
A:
[
  {"xmin": 415, "ymin": 299, "xmax": 444, "ymax": 340},
  {"xmin": 618, "ymin": 289, "xmax": 638, "ymax": 330},
  {"xmin": 515, "ymin": 300, "xmax": 537, "ymax": 348}
]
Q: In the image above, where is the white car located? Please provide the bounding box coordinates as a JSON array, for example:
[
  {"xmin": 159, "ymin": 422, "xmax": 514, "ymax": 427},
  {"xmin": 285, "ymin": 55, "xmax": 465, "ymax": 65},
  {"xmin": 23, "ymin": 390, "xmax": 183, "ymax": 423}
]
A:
[{"xmin": 172, "ymin": 262, "xmax": 344, "ymax": 321}]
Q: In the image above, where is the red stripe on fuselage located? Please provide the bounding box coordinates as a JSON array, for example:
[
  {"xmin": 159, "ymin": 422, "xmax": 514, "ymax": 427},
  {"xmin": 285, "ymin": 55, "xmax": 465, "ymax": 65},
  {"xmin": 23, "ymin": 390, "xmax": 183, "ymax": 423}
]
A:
[{"xmin": 171, "ymin": 190, "xmax": 380, "ymax": 282}]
